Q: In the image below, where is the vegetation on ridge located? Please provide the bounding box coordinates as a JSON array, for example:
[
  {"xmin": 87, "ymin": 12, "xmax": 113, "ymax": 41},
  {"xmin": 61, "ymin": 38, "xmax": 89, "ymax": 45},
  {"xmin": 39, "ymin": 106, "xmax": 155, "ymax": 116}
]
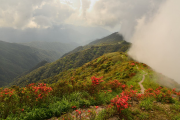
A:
[
  {"xmin": 1, "ymin": 51, "xmax": 180, "ymax": 119},
  {"xmin": 12, "ymin": 42, "xmax": 130, "ymax": 87},
  {"xmin": 61, "ymin": 32, "xmax": 127, "ymax": 57}
]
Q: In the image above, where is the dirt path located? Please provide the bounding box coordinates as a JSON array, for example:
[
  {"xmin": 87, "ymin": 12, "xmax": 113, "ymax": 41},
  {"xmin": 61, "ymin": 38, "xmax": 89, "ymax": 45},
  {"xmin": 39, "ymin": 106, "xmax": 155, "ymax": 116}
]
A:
[
  {"xmin": 138, "ymin": 72, "xmax": 147, "ymax": 94},
  {"xmin": 136, "ymin": 65, "xmax": 147, "ymax": 94}
]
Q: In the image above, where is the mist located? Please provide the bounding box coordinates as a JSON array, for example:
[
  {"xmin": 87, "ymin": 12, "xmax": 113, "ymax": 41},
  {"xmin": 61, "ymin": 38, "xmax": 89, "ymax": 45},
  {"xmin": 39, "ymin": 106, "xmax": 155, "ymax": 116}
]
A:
[
  {"xmin": 128, "ymin": 0, "xmax": 180, "ymax": 83},
  {"xmin": 0, "ymin": 25, "xmax": 110, "ymax": 45}
]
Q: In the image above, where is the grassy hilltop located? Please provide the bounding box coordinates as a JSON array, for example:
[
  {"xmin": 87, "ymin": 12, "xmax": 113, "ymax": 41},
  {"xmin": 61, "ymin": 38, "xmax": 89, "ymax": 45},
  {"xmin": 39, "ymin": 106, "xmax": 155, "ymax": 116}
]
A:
[{"xmin": 1, "ymin": 52, "xmax": 180, "ymax": 120}]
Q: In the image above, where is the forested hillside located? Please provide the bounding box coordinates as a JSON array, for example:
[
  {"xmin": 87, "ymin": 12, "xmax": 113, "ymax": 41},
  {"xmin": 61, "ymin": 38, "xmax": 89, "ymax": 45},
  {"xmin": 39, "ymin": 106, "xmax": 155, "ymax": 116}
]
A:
[
  {"xmin": 12, "ymin": 33, "xmax": 131, "ymax": 86},
  {"xmin": 0, "ymin": 41, "xmax": 60, "ymax": 87}
]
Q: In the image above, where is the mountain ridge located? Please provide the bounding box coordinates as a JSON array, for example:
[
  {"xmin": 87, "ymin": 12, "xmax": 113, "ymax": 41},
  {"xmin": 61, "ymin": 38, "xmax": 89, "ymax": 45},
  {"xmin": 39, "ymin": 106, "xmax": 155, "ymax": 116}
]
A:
[
  {"xmin": 61, "ymin": 32, "xmax": 128, "ymax": 58},
  {"xmin": 11, "ymin": 33, "xmax": 131, "ymax": 87},
  {"xmin": 0, "ymin": 40, "xmax": 61, "ymax": 87}
]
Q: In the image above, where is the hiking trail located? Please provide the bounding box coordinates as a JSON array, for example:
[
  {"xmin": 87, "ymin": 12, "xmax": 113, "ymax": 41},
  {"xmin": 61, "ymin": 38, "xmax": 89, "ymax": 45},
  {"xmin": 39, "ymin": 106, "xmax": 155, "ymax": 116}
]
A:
[{"xmin": 138, "ymin": 72, "xmax": 147, "ymax": 94}]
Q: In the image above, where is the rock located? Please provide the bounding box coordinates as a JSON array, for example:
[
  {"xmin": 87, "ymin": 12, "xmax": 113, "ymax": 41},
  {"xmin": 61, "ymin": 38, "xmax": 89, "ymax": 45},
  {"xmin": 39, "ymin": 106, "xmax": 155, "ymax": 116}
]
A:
[{"xmin": 142, "ymin": 107, "xmax": 145, "ymax": 110}]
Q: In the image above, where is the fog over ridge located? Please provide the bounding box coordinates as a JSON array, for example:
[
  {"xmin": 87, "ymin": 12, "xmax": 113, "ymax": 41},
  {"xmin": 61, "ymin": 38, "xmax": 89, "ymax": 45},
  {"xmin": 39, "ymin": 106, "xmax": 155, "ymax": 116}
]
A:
[{"xmin": 128, "ymin": 0, "xmax": 180, "ymax": 84}]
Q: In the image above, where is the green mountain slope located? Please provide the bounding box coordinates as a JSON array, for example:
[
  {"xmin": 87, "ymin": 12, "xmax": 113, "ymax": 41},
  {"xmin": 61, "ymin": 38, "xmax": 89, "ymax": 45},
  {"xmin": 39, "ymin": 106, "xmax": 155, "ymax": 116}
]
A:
[
  {"xmin": 88, "ymin": 32, "xmax": 124, "ymax": 45},
  {"xmin": 20, "ymin": 41, "xmax": 79, "ymax": 58},
  {"xmin": 0, "ymin": 41, "xmax": 60, "ymax": 87},
  {"xmin": 3, "ymin": 52, "xmax": 180, "ymax": 120},
  {"xmin": 39, "ymin": 52, "xmax": 141, "ymax": 85},
  {"xmin": 61, "ymin": 32, "xmax": 127, "ymax": 58},
  {"xmin": 12, "ymin": 33, "xmax": 131, "ymax": 86}
]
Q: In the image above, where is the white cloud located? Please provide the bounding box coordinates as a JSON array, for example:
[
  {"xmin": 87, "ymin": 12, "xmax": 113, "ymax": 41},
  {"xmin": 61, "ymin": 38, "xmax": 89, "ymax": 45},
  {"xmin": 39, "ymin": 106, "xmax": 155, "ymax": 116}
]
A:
[
  {"xmin": 0, "ymin": 0, "xmax": 165, "ymax": 35},
  {"xmin": 0, "ymin": 0, "xmax": 75, "ymax": 28},
  {"xmin": 128, "ymin": 0, "xmax": 180, "ymax": 84},
  {"xmin": 80, "ymin": 0, "xmax": 165, "ymax": 40}
]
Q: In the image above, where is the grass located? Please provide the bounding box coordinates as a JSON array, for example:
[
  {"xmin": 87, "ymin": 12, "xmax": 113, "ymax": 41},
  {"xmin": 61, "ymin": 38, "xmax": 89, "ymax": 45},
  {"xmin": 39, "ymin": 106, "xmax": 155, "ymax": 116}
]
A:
[
  {"xmin": 171, "ymin": 100, "xmax": 180, "ymax": 111},
  {"xmin": 142, "ymin": 70, "xmax": 160, "ymax": 90},
  {"xmin": 138, "ymin": 112, "xmax": 149, "ymax": 120},
  {"xmin": 140, "ymin": 97, "xmax": 155, "ymax": 111},
  {"xmin": 173, "ymin": 114, "xmax": 180, "ymax": 120},
  {"xmin": 126, "ymin": 70, "xmax": 144, "ymax": 91},
  {"xmin": 3, "ymin": 89, "xmax": 123, "ymax": 120}
]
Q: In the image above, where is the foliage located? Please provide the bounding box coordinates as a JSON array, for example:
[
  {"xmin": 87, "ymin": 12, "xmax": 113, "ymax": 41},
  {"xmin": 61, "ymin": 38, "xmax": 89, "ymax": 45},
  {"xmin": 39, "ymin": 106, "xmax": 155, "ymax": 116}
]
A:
[
  {"xmin": 12, "ymin": 35, "xmax": 131, "ymax": 87},
  {"xmin": 140, "ymin": 97, "xmax": 154, "ymax": 111},
  {"xmin": 138, "ymin": 112, "xmax": 149, "ymax": 120},
  {"xmin": 0, "ymin": 83, "xmax": 52, "ymax": 119},
  {"xmin": 138, "ymin": 87, "xmax": 176, "ymax": 103},
  {"xmin": 95, "ymin": 105, "xmax": 116, "ymax": 120},
  {"xmin": 111, "ymin": 92, "xmax": 130, "ymax": 115},
  {"xmin": 142, "ymin": 71, "xmax": 160, "ymax": 90},
  {"xmin": 0, "ymin": 41, "xmax": 60, "ymax": 87},
  {"xmin": 170, "ymin": 100, "xmax": 180, "ymax": 111}
]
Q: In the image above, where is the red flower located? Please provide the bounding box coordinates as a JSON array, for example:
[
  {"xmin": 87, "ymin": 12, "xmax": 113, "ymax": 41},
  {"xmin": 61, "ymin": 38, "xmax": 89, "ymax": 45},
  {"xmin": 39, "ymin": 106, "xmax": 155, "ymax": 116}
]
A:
[
  {"xmin": 72, "ymin": 106, "xmax": 76, "ymax": 108},
  {"xmin": 22, "ymin": 109, "xmax": 24, "ymax": 112},
  {"xmin": 76, "ymin": 110, "xmax": 81, "ymax": 114},
  {"xmin": 95, "ymin": 106, "xmax": 99, "ymax": 109},
  {"xmin": 131, "ymin": 63, "xmax": 135, "ymax": 66}
]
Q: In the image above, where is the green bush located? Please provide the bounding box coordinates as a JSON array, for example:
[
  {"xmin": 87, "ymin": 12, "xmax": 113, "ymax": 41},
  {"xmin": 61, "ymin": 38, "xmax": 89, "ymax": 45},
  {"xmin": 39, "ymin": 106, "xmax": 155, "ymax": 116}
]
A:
[
  {"xmin": 171, "ymin": 100, "xmax": 180, "ymax": 111},
  {"xmin": 95, "ymin": 106, "xmax": 116, "ymax": 120},
  {"xmin": 138, "ymin": 112, "xmax": 149, "ymax": 120},
  {"xmin": 140, "ymin": 97, "xmax": 154, "ymax": 111}
]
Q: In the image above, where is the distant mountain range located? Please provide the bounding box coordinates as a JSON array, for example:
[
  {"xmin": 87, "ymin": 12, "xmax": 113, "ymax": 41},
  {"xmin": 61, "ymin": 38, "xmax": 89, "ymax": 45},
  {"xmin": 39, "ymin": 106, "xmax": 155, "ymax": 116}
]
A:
[
  {"xmin": 11, "ymin": 32, "xmax": 131, "ymax": 87},
  {"xmin": 0, "ymin": 40, "xmax": 75, "ymax": 87},
  {"xmin": 20, "ymin": 41, "xmax": 79, "ymax": 57},
  {"xmin": 0, "ymin": 24, "xmax": 110, "ymax": 45}
]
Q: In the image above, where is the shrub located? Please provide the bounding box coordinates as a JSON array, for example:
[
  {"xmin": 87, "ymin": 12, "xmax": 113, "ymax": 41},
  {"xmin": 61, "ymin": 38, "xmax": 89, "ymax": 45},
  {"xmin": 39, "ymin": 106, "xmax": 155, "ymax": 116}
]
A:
[{"xmin": 140, "ymin": 97, "xmax": 154, "ymax": 111}]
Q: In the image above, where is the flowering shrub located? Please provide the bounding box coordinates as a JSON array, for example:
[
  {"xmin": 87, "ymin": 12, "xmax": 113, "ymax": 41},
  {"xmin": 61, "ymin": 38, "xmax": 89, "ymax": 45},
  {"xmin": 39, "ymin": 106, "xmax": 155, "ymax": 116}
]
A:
[
  {"xmin": 91, "ymin": 76, "xmax": 104, "ymax": 86},
  {"xmin": 140, "ymin": 87, "xmax": 175, "ymax": 103},
  {"xmin": 111, "ymin": 92, "xmax": 130, "ymax": 113},
  {"xmin": 75, "ymin": 110, "xmax": 82, "ymax": 119},
  {"xmin": 123, "ymin": 89, "xmax": 138, "ymax": 98},
  {"xmin": 106, "ymin": 80, "xmax": 127, "ymax": 91},
  {"xmin": 89, "ymin": 76, "xmax": 104, "ymax": 94},
  {"xmin": 2, "ymin": 72, "xmax": 179, "ymax": 120},
  {"xmin": 30, "ymin": 83, "xmax": 53, "ymax": 101},
  {"xmin": 0, "ymin": 83, "xmax": 53, "ymax": 119},
  {"xmin": 106, "ymin": 80, "xmax": 122, "ymax": 90},
  {"xmin": 0, "ymin": 88, "xmax": 19, "ymax": 118},
  {"xmin": 131, "ymin": 63, "xmax": 135, "ymax": 66}
]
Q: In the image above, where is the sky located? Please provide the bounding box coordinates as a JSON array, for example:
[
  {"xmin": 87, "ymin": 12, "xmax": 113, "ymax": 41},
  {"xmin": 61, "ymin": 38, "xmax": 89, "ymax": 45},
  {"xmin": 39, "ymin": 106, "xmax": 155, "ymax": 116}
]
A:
[{"xmin": 0, "ymin": 0, "xmax": 165, "ymax": 43}]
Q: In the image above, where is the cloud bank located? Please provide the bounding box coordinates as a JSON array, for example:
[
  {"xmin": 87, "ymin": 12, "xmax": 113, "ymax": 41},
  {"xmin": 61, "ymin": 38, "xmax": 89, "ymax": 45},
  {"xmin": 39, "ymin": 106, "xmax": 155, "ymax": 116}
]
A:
[
  {"xmin": 128, "ymin": 0, "xmax": 180, "ymax": 83},
  {"xmin": 0, "ymin": 0, "xmax": 75, "ymax": 28},
  {"xmin": 0, "ymin": 0, "xmax": 164, "ymax": 30},
  {"xmin": 0, "ymin": 0, "xmax": 167, "ymax": 44}
]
